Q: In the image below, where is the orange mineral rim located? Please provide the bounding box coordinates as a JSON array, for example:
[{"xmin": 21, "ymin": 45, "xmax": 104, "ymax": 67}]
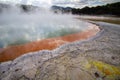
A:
[{"xmin": 0, "ymin": 24, "xmax": 100, "ymax": 62}]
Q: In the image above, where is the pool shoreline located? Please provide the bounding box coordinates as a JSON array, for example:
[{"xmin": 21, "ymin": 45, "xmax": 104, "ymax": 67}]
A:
[
  {"xmin": 1, "ymin": 21, "xmax": 120, "ymax": 80},
  {"xmin": 0, "ymin": 22, "xmax": 100, "ymax": 62}
]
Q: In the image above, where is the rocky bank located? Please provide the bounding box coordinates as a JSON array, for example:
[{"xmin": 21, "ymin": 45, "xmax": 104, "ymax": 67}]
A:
[{"xmin": 0, "ymin": 21, "xmax": 120, "ymax": 80}]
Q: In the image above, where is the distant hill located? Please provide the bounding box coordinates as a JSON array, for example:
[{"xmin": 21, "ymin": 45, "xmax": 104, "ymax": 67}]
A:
[
  {"xmin": 0, "ymin": 2, "xmax": 120, "ymax": 16},
  {"xmin": 51, "ymin": 6, "xmax": 72, "ymax": 14},
  {"xmin": 0, "ymin": 3, "xmax": 42, "ymax": 13},
  {"xmin": 51, "ymin": 2, "xmax": 120, "ymax": 16}
]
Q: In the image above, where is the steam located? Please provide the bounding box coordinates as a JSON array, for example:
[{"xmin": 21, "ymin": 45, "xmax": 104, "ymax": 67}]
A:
[{"xmin": 0, "ymin": 4, "xmax": 90, "ymax": 48}]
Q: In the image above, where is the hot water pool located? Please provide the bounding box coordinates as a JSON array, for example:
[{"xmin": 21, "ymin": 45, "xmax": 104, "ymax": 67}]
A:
[{"xmin": 0, "ymin": 13, "xmax": 91, "ymax": 48}]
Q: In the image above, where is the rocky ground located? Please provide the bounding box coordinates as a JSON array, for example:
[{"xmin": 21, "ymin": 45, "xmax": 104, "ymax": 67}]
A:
[{"xmin": 0, "ymin": 21, "xmax": 120, "ymax": 80}]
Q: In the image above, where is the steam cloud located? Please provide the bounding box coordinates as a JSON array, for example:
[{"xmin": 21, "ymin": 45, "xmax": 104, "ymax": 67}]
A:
[{"xmin": 0, "ymin": 4, "xmax": 90, "ymax": 48}]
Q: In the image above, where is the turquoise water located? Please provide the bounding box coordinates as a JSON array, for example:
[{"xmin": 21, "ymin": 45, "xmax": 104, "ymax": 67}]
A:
[{"xmin": 0, "ymin": 13, "xmax": 90, "ymax": 48}]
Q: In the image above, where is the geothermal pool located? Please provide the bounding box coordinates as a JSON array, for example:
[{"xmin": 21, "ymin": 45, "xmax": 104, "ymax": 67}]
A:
[
  {"xmin": 0, "ymin": 13, "xmax": 91, "ymax": 48},
  {"xmin": 0, "ymin": 12, "xmax": 100, "ymax": 62}
]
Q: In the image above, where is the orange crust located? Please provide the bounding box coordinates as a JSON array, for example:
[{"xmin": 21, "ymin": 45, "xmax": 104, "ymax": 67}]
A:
[{"xmin": 0, "ymin": 25, "xmax": 100, "ymax": 62}]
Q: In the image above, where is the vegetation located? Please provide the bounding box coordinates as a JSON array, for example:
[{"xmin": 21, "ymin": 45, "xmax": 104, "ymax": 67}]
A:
[
  {"xmin": 52, "ymin": 2, "xmax": 120, "ymax": 16},
  {"xmin": 0, "ymin": 2, "xmax": 120, "ymax": 16}
]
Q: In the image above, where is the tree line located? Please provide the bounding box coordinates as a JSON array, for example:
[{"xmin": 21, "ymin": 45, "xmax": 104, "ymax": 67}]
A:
[
  {"xmin": 0, "ymin": 2, "xmax": 120, "ymax": 16},
  {"xmin": 52, "ymin": 2, "xmax": 120, "ymax": 16}
]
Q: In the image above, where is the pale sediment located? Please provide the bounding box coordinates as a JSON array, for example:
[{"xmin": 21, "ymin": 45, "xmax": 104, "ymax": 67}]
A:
[{"xmin": 0, "ymin": 21, "xmax": 120, "ymax": 80}]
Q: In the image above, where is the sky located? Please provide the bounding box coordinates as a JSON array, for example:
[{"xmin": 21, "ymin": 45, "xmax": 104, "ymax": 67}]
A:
[{"xmin": 0, "ymin": 0, "xmax": 120, "ymax": 8}]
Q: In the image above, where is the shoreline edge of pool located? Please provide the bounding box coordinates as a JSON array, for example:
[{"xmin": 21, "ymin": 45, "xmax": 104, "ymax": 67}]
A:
[
  {"xmin": 0, "ymin": 21, "xmax": 120, "ymax": 80},
  {"xmin": 0, "ymin": 20, "xmax": 100, "ymax": 62}
]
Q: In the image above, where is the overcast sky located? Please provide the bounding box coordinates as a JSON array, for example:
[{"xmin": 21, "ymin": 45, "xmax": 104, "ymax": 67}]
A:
[{"xmin": 0, "ymin": 0, "xmax": 120, "ymax": 8}]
